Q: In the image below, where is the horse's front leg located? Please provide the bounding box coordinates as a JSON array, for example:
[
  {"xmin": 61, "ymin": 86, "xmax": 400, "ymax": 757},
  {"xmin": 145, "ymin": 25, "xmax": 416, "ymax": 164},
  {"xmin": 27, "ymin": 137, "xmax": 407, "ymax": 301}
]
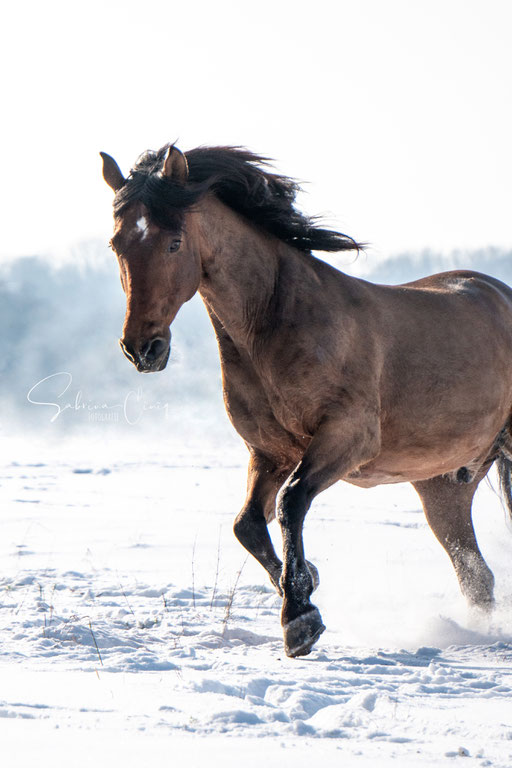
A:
[
  {"xmin": 277, "ymin": 411, "xmax": 380, "ymax": 657},
  {"xmin": 233, "ymin": 451, "xmax": 292, "ymax": 594}
]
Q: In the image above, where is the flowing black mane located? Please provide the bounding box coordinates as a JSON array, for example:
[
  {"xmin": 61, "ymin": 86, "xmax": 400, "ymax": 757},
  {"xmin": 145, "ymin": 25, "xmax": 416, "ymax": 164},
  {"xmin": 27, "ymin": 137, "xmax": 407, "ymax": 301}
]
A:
[{"xmin": 113, "ymin": 144, "xmax": 361, "ymax": 253}]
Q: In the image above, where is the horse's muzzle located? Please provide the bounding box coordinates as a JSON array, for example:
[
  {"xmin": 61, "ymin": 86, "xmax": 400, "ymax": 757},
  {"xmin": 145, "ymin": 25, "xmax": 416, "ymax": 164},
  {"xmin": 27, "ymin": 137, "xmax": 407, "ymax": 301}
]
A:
[{"xmin": 119, "ymin": 336, "xmax": 170, "ymax": 373}]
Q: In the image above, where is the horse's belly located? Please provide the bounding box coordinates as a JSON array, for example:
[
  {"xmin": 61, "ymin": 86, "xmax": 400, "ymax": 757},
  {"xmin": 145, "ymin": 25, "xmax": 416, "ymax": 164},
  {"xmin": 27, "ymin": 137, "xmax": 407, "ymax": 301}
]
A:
[
  {"xmin": 347, "ymin": 437, "xmax": 495, "ymax": 488},
  {"xmin": 346, "ymin": 460, "xmax": 462, "ymax": 488},
  {"xmin": 348, "ymin": 377, "xmax": 510, "ymax": 486},
  {"xmin": 345, "ymin": 463, "xmax": 447, "ymax": 488}
]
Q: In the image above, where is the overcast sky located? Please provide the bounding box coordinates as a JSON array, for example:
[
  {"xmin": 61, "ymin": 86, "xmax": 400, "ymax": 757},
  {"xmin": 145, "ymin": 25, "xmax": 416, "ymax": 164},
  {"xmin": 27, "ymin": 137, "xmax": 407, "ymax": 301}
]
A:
[{"xmin": 3, "ymin": 0, "xmax": 512, "ymax": 262}]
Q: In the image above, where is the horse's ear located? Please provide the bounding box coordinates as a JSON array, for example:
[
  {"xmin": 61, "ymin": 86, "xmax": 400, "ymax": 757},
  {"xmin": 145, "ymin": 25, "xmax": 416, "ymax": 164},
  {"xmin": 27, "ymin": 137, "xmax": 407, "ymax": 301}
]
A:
[
  {"xmin": 100, "ymin": 152, "xmax": 125, "ymax": 192},
  {"xmin": 162, "ymin": 145, "xmax": 189, "ymax": 183}
]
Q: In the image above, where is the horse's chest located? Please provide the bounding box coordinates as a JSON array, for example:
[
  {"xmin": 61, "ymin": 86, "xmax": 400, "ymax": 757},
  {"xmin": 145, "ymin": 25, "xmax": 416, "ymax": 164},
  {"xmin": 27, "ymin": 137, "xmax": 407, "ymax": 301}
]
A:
[
  {"xmin": 263, "ymin": 384, "xmax": 313, "ymax": 436},
  {"xmin": 221, "ymin": 361, "xmax": 314, "ymax": 461}
]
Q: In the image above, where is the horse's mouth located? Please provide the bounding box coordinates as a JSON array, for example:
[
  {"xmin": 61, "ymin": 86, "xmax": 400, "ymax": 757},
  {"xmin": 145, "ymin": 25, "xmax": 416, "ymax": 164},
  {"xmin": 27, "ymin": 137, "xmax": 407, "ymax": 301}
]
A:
[{"xmin": 135, "ymin": 347, "xmax": 170, "ymax": 373}]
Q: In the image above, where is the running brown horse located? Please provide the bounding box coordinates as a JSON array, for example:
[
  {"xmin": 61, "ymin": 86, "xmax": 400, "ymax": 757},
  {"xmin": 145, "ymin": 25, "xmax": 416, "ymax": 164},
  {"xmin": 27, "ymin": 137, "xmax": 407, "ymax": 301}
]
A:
[{"xmin": 101, "ymin": 143, "xmax": 512, "ymax": 657}]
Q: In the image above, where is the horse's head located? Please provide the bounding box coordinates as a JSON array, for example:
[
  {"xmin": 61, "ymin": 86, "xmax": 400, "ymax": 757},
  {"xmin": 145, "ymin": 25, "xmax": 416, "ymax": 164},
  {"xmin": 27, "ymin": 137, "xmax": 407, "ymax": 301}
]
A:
[{"xmin": 100, "ymin": 146, "xmax": 202, "ymax": 373}]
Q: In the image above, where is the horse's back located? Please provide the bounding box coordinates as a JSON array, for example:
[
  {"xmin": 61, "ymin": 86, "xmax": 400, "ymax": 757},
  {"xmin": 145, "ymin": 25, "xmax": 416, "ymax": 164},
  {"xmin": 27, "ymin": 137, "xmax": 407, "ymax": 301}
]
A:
[
  {"xmin": 400, "ymin": 269, "xmax": 512, "ymax": 303},
  {"xmin": 368, "ymin": 269, "xmax": 512, "ymax": 340}
]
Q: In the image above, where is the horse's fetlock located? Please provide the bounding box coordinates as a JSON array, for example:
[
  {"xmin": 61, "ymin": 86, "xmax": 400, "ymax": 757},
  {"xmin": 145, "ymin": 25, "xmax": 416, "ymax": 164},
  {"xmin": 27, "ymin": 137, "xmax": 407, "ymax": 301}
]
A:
[{"xmin": 281, "ymin": 561, "xmax": 313, "ymax": 599}]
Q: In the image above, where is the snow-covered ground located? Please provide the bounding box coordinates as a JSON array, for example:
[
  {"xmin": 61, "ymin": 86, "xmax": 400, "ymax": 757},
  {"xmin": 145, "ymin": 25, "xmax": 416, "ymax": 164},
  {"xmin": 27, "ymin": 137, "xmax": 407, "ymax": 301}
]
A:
[
  {"xmin": 1, "ymin": 438, "xmax": 512, "ymax": 767},
  {"xmin": 2, "ymin": 247, "xmax": 512, "ymax": 765}
]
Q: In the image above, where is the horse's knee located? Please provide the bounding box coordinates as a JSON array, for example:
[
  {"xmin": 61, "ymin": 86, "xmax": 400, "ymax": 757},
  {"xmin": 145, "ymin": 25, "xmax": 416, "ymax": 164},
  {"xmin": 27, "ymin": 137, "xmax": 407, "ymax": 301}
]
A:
[
  {"xmin": 233, "ymin": 512, "xmax": 244, "ymax": 543},
  {"xmin": 233, "ymin": 508, "xmax": 255, "ymax": 546}
]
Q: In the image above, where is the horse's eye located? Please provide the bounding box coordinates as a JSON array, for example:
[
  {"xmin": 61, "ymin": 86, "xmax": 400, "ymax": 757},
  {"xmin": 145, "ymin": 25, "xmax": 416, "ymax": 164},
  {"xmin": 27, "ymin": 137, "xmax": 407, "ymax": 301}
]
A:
[{"xmin": 168, "ymin": 239, "xmax": 181, "ymax": 253}]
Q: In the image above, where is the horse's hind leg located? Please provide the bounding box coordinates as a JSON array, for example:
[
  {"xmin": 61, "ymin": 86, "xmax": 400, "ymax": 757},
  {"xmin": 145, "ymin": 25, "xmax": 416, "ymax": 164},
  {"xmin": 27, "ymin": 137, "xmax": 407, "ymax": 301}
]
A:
[
  {"xmin": 233, "ymin": 452, "xmax": 291, "ymax": 594},
  {"xmin": 413, "ymin": 471, "xmax": 495, "ymax": 609}
]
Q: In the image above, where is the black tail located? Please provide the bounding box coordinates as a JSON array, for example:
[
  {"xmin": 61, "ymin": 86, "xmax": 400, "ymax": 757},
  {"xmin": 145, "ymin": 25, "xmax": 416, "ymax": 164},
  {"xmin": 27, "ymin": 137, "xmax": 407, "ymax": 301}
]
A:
[{"xmin": 497, "ymin": 452, "xmax": 512, "ymax": 521}]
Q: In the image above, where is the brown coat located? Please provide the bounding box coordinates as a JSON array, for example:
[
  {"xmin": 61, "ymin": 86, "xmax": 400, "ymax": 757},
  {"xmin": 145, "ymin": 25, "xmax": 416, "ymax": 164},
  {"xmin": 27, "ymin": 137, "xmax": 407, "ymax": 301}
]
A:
[{"xmin": 102, "ymin": 145, "xmax": 512, "ymax": 656}]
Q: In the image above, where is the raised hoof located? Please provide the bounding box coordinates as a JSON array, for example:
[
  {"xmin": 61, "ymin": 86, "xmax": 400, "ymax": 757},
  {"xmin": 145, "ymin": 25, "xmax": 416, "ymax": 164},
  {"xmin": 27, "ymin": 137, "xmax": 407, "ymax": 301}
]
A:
[
  {"xmin": 306, "ymin": 560, "xmax": 320, "ymax": 593},
  {"xmin": 282, "ymin": 607, "xmax": 326, "ymax": 658}
]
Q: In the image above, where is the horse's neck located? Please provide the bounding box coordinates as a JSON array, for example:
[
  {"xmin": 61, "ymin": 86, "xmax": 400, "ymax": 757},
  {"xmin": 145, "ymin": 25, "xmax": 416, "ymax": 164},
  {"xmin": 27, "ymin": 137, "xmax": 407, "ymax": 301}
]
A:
[{"xmin": 196, "ymin": 198, "xmax": 301, "ymax": 349}]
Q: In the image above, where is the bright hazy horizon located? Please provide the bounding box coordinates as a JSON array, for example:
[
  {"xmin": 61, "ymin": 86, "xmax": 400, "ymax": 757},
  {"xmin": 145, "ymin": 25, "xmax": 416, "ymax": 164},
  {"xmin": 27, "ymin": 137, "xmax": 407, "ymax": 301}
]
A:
[{"xmin": 3, "ymin": 0, "xmax": 512, "ymax": 261}]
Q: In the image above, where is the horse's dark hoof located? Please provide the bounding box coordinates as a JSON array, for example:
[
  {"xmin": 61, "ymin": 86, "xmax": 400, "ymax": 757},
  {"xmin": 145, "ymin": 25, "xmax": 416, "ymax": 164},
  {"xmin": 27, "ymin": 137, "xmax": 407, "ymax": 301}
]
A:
[
  {"xmin": 306, "ymin": 560, "xmax": 320, "ymax": 592},
  {"xmin": 282, "ymin": 607, "xmax": 326, "ymax": 657}
]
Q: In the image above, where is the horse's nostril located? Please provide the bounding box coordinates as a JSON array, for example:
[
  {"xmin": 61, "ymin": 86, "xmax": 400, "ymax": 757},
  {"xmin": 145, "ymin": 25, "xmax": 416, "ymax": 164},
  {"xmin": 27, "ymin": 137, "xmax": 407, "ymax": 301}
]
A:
[{"xmin": 141, "ymin": 336, "xmax": 168, "ymax": 362}]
